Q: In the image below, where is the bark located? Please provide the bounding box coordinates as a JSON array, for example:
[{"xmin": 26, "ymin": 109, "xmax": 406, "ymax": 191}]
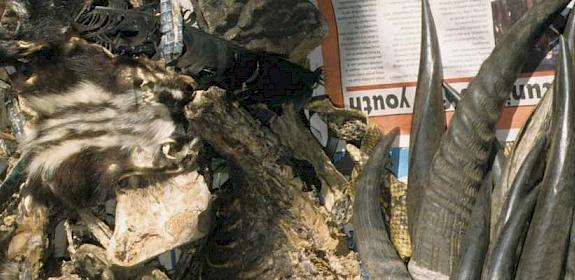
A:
[{"xmin": 185, "ymin": 87, "xmax": 359, "ymax": 279}]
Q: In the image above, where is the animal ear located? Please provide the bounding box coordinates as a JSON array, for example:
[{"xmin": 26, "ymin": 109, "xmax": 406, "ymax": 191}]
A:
[{"xmin": 0, "ymin": 39, "xmax": 47, "ymax": 62}]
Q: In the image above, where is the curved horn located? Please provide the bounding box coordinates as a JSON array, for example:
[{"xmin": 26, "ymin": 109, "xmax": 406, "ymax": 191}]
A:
[
  {"xmin": 515, "ymin": 35, "xmax": 575, "ymax": 280},
  {"xmin": 449, "ymin": 168, "xmax": 494, "ymax": 280},
  {"xmin": 409, "ymin": 0, "xmax": 571, "ymax": 277},
  {"xmin": 352, "ymin": 127, "xmax": 411, "ymax": 279},
  {"xmin": 407, "ymin": 0, "xmax": 446, "ymax": 236},
  {"xmin": 490, "ymin": 4, "xmax": 575, "ymax": 245},
  {"xmin": 482, "ymin": 138, "xmax": 546, "ymax": 279}
]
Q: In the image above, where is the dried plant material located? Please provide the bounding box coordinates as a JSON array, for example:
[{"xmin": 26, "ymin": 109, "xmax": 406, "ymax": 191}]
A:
[
  {"xmin": 108, "ymin": 171, "xmax": 212, "ymax": 267},
  {"xmin": 77, "ymin": 209, "xmax": 112, "ymax": 249}
]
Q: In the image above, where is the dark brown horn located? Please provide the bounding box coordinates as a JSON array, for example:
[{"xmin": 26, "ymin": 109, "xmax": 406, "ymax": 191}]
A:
[
  {"xmin": 515, "ymin": 35, "xmax": 575, "ymax": 280},
  {"xmin": 352, "ymin": 127, "xmax": 411, "ymax": 279},
  {"xmin": 407, "ymin": 0, "xmax": 446, "ymax": 237},
  {"xmin": 409, "ymin": 0, "xmax": 571, "ymax": 277},
  {"xmin": 449, "ymin": 168, "xmax": 494, "ymax": 280},
  {"xmin": 482, "ymin": 138, "xmax": 545, "ymax": 279},
  {"xmin": 549, "ymin": 9, "xmax": 575, "ymax": 280}
]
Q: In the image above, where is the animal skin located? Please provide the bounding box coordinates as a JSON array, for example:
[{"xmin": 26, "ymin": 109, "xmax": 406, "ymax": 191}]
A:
[{"xmin": 0, "ymin": 32, "xmax": 197, "ymax": 279}]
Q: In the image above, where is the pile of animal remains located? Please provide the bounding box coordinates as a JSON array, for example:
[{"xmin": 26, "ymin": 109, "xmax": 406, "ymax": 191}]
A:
[{"xmin": 0, "ymin": 0, "xmax": 574, "ymax": 279}]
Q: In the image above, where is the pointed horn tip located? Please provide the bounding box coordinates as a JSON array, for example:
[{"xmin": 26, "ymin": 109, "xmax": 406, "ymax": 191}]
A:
[{"xmin": 386, "ymin": 127, "xmax": 400, "ymax": 138}]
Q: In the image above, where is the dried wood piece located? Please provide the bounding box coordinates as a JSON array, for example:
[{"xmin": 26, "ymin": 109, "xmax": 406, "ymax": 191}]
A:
[
  {"xmin": 77, "ymin": 209, "xmax": 112, "ymax": 249},
  {"xmin": 6, "ymin": 193, "xmax": 49, "ymax": 279},
  {"xmin": 270, "ymin": 104, "xmax": 347, "ymax": 211},
  {"xmin": 72, "ymin": 244, "xmax": 113, "ymax": 280},
  {"xmin": 186, "ymin": 87, "xmax": 359, "ymax": 278},
  {"xmin": 192, "ymin": 0, "xmax": 327, "ymax": 62}
]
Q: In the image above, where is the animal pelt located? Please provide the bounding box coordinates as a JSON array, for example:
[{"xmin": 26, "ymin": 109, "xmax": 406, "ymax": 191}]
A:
[
  {"xmin": 0, "ymin": 0, "xmax": 86, "ymax": 43},
  {"xmin": 12, "ymin": 36, "xmax": 197, "ymax": 206},
  {"xmin": 0, "ymin": 35, "xmax": 198, "ymax": 278}
]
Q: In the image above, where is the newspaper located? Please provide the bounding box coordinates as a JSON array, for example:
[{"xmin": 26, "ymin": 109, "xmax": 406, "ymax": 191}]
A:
[{"xmin": 311, "ymin": 0, "xmax": 568, "ymax": 180}]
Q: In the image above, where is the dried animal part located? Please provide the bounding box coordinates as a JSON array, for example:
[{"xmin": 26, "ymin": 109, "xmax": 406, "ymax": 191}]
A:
[
  {"xmin": 409, "ymin": 0, "xmax": 570, "ymax": 277},
  {"xmin": 74, "ymin": 2, "xmax": 160, "ymax": 56},
  {"xmin": 186, "ymin": 87, "xmax": 360, "ymax": 278},
  {"xmin": 0, "ymin": 35, "xmax": 201, "ymax": 277},
  {"xmin": 515, "ymin": 36, "xmax": 575, "ymax": 280},
  {"xmin": 201, "ymin": 177, "xmax": 280, "ymax": 279},
  {"xmin": 108, "ymin": 171, "xmax": 212, "ymax": 267},
  {"xmin": 5, "ymin": 192, "xmax": 48, "ymax": 280},
  {"xmin": 0, "ymin": 0, "xmax": 28, "ymax": 39},
  {"xmin": 176, "ymin": 26, "xmax": 323, "ymax": 114},
  {"xmin": 0, "ymin": 154, "xmax": 28, "ymax": 208},
  {"xmin": 72, "ymin": 244, "xmax": 114, "ymax": 280},
  {"xmin": 306, "ymin": 97, "xmax": 368, "ymax": 143},
  {"xmin": 192, "ymin": 0, "xmax": 327, "ymax": 62},
  {"xmin": 450, "ymin": 169, "xmax": 494, "ymax": 280},
  {"xmin": 482, "ymin": 139, "xmax": 546, "ymax": 279},
  {"xmin": 352, "ymin": 128, "xmax": 410, "ymax": 279},
  {"xmin": 490, "ymin": 91, "xmax": 552, "ymax": 238},
  {"xmin": 387, "ymin": 174, "xmax": 411, "ymax": 261},
  {"xmin": 491, "ymin": 3, "xmax": 575, "ymax": 243},
  {"xmin": 3, "ymin": 37, "xmax": 195, "ymax": 208},
  {"xmin": 345, "ymin": 118, "xmax": 411, "ymax": 260},
  {"xmin": 77, "ymin": 209, "xmax": 113, "ymax": 249},
  {"xmin": 270, "ymin": 104, "xmax": 347, "ymax": 213},
  {"xmin": 407, "ymin": 0, "xmax": 445, "ymax": 235},
  {"xmin": 13, "ymin": 0, "xmax": 85, "ymax": 44},
  {"xmin": 348, "ymin": 119, "xmax": 382, "ymax": 200}
]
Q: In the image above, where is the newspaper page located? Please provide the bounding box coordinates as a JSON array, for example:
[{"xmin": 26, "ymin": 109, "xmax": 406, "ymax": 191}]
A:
[{"xmin": 312, "ymin": 0, "xmax": 566, "ymax": 180}]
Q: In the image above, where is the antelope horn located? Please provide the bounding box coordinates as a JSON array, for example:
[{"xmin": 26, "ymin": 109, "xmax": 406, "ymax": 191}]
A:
[
  {"xmin": 450, "ymin": 168, "xmax": 494, "ymax": 280},
  {"xmin": 352, "ymin": 127, "xmax": 411, "ymax": 279},
  {"xmin": 409, "ymin": 0, "xmax": 570, "ymax": 278},
  {"xmin": 407, "ymin": 0, "xmax": 446, "ymax": 236},
  {"xmin": 482, "ymin": 138, "xmax": 546, "ymax": 279},
  {"xmin": 515, "ymin": 35, "xmax": 575, "ymax": 280},
  {"xmin": 490, "ymin": 4, "xmax": 575, "ymax": 246}
]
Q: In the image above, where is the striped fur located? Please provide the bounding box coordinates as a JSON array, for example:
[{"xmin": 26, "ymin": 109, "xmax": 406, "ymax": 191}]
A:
[{"xmin": 11, "ymin": 36, "xmax": 196, "ymax": 206}]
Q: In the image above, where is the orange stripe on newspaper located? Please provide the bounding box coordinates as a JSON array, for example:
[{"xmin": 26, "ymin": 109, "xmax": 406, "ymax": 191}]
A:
[
  {"xmin": 346, "ymin": 70, "xmax": 555, "ymax": 92},
  {"xmin": 371, "ymin": 105, "xmax": 537, "ymax": 136},
  {"xmin": 317, "ymin": 0, "xmax": 344, "ymax": 107}
]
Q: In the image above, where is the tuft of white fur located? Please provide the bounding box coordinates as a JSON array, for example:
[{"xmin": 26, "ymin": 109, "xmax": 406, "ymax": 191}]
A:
[{"xmin": 24, "ymin": 82, "xmax": 112, "ymax": 115}]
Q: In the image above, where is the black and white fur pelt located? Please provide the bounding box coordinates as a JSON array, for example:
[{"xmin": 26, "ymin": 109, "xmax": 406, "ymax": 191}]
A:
[{"xmin": 0, "ymin": 34, "xmax": 198, "ymax": 278}]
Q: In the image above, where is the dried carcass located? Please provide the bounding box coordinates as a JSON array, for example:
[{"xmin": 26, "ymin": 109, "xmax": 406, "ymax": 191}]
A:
[{"xmin": 0, "ymin": 32, "xmax": 211, "ymax": 278}]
